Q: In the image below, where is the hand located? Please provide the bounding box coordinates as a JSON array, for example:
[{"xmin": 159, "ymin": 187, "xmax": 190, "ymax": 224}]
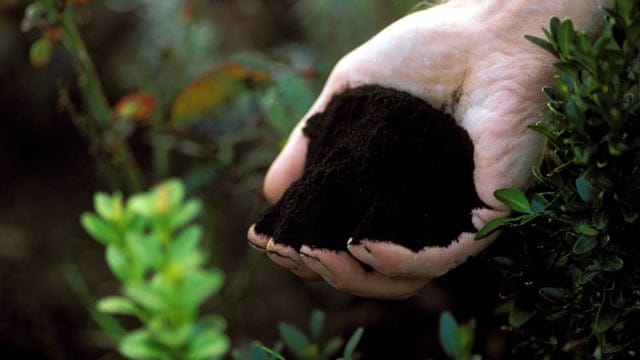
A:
[{"xmin": 248, "ymin": 0, "xmax": 611, "ymax": 299}]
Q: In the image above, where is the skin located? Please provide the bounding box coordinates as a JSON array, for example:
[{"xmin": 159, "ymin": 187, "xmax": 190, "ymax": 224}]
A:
[{"xmin": 248, "ymin": 0, "xmax": 614, "ymax": 299}]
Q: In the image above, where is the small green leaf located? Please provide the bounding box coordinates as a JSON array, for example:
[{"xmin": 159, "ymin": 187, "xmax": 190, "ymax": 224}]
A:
[
  {"xmin": 106, "ymin": 246, "xmax": 129, "ymax": 280},
  {"xmin": 509, "ymin": 297, "xmax": 535, "ymax": 328},
  {"xmin": 30, "ymin": 38, "xmax": 53, "ymax": 68},
  {"xmin": 169, "ymin": 225, "xmax": 204, "ymax": 266},
  {"xmin": 494, "ymin": 188, "xmax": 533, "ymax": 213},
  {"xmin": 595, "ymin": 296, "xmax": 619, "ymax": 333},
  {"xmin": 601, "ymin": 255, "xmax": 623, "ymax": 272},
  {"xmin": 557, "ymin": 19, "xmax": 576, "ymax": 55},
  {"xmin": 576, "ymin": 223, "xmax": 599, "ymax": 236},
  {"xmin": 126, "ymin": 232, "xmax": 162, "ymax": 270},
  {"xmin": 573, "ymin": 235, "xmax": 599, "ymax": 255},
  {"xmin": 169, "ymin": 199, "xmax": 202, "ymax": 230},
  {"xmin": 309, "ymin": 310, "xmax": 325, "ymax": 343},
  {"xmin": 97, "ymin": 296, "xmax": 141, "ymax": 316},
  {"xmin": 179, "ymin": 269, "xmax": 225, "ymax": 310},
  {"xmin": 125, "ymin": 284, "xmax": 167, "ymax": 312},
  {"xmin": 342, "ymin": 327, "xmax": 364, "ymax": 360},
  {"xmin": 524, "ymin": 35, "xmax": 557, "ymax": 56},
  {"xmin": 475, "ymin": 217, "xmax": 510, "ymax": 240},
  {"xmin": 95, "ymin": 192, "xmax": 114, "ymax": 220},
  {"xmin": 439, "ymin": 312, "xmax": 459, "ymax": 358},
  {"xmin": 186, "ymin": 330, "xmax": 230, "ymax": 360},
  {"xmin": 538, "ymin": 287, "xmax": 567, "ymax": 304},
  {"xmin": 576, "ymin": 175, "xmax": 597, "ymax": 203},
  {"xmin": 278, "ymin": 322, "xmax": 311, "ymax": 358},
  {"xmin": 119, "ymin": 329, "xmax": 169, "ymax": 360},
  {"xmin": 322, "ymin": 337, "xmax": 343, "ymax": 358},
  {"xmin": 81, "ymin": 213, "xmax": 121, "ymax": 245}
]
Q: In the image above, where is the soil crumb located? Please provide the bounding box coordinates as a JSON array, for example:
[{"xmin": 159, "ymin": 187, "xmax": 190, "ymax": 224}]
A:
[{"xmin": 254, "ymin": 85, "xmax": 483, "ymax": 252}]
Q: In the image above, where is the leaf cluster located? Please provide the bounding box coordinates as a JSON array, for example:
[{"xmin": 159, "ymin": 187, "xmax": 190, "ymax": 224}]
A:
[
  {"xmin": 81, "ymin": 179, "xmax": 229, "ymax": 360},
  {"xmin": 232, "ymin": 310, "xmax": 364, "ymax": 360},
  {"xmin": 438, "ymin": 312, "xmax": 482, "ymax": 360},
  {"xmin": 478, "ymin": 0, "xmax": 640, "ymax": 358}
]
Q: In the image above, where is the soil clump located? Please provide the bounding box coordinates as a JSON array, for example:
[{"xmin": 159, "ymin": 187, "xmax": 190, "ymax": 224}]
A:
[{"xmin": 254, "ymin": 85, "xmax": 483, "ymax": 252}]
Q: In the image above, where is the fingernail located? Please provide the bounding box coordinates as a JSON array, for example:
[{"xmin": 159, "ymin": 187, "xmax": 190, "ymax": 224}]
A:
[
  {"xmin": 348, "ymin": 241, "xmax": 378, "ymax": 266},
  {"xmin": 299, "ymin": 253, "xmax": 331, "ymax": 281}
]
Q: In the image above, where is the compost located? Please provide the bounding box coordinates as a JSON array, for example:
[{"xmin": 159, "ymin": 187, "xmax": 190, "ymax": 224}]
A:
[{"xmin": 254, "ymin": 85, "xmax": 483, "ymax": 252}]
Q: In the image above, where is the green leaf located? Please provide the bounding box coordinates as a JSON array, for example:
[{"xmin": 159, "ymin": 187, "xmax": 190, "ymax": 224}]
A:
[
  {"xmin": 257, "ymin": 345, "xmax": 285, "ymax": 360},
  {"xmin": 494, "ymin": 188, "xmax": 533, "ymax": 213},
  {"xmin": 106, "ymin": 246, "xmax": 129, "ymax": 280},
  {"xmin": 125, "ymin": 284, "xmax": 167, "ymax": 312},
  {"xmin": 169, "ymin": 225, "xmax": 205, "ymax": 267},
  {"xmin": 186, "ymin": 329, "xmax": 230, "ymax": 360},
  {"xmin": 573, "ymin": 235, "xmax": 599, "ymax": 255},
  {"xmin": 154, "ymin": 321, "xmax": 194, "ymax": 349},
  {"xmin": 169, "ymin": 199, "xmax": 202, "ymax": 230},
  {"xmin": 439, "ymin": 312, "xmax": 459, "ymax": 359},
  {"xmin": 97, "ymin": 296, "xmax": 141, "ymax": 316},
  {"xmin": 576, "ymin": 175, "xmax": 597, "ymax": 203},
  {"xmin": 278, "ymin": 322, "xmax": 311, "ymax": 358},
  {"xmin": 81, "ymin": 213, "xmax": 121, "ymax": 245},
  {"xmin": 557, "ymin": 19, "xmax": 576, "ymax": 55},
  {"xmin": 322, "ymin": 337, "xmax": 343, "ymax": 358},
  {"xmin": 576, "ymin": 223, "xmax": 599, "ymax": 236},
  {"xmin": 342, "ymin": 327, "xmax": 364, "ymax": 360},
  {"xmin": 179, "ymin": 269, "xmax": 225, "ymax": 310},
  {"xmin": 509, "ymin": 297, "xmax": 535, "ymax": 328},
  {"xmin": 475, "ymin": 217, "xmax": 510, "ymax": 240},
  {"xmin": 95, "ymin": 192, "xmax": 114, "ymax": 220},
  {"xmin": 538, "ymin": 287, "xmax": 567, "ymax": 304},
  {"xmin": 126, "ymin": 232, "xmax": 162, "ymax": 270},
  {"xmin": 601, "ymin": 255, "xmax": 624, "ymax": 272},
  {"xmin": 595, "ymin": 296, "xmax": 619, "ymax": 333},
  {"xmin": 119, "ymin": 329, "xmax": 169, "ymax": 360},
  {"xmin": 30, "ymin": 37, "xmax": 53, "ymax": 68},
  {"xmin": 524, "ymin": 35, "xmax": 557, "ymax": 56},
  {"xmin": 309, "ymin": 310, "xmax": 325, "ymax": 343}
]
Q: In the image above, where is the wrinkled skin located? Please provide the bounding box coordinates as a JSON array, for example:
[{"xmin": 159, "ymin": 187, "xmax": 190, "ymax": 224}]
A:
[{"xmin": 248, "ymin": 0, "xmax": 613, "ymax": 299}]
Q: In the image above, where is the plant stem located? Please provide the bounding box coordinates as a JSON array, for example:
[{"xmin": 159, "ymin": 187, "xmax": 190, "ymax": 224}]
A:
[{"xmin": 40, "ymin": 0, "xmax": 144, "ymax": 191}]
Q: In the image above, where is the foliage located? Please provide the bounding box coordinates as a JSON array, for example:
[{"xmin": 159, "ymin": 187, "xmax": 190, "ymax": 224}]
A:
[
  {"xmin": 22, "ymin": 0, "xmax": 320, "ymax": 193},
  {"xmin": 81, "ymin": 179, "xmax": 229, "ymax": 360},
  {"xmin": 438, "ymin": 312, "xmax": 481, "ymax": 360},
  {"xmin": 233, "ymin": 310, "xmax": 364, "ymax": 360},
  {"xmin": 477, "ymin": 0, "xmax": 640, "ymax": 358}
]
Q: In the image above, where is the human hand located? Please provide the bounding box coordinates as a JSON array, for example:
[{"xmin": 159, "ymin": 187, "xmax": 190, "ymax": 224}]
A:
[{"xmin": 248, "ymin": 0, "xmax": 612, "ymax": 299}]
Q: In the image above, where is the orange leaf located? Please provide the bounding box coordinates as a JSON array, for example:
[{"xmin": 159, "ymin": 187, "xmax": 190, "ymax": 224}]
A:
[
  {"xmin": 115, "ymin": 92, "xmax": 156, "ymax": 121},
  {"xmin": 43, "ymin": 26, "xmax": 62, "ymax": 43},
  {"xmin": 169, "ymin": 62, "xmax": 271, "ymax": 127}
]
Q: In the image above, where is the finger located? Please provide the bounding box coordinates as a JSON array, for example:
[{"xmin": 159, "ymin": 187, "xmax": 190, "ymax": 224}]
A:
[
  {"xmin": 266, "ymin": 240, "xmax": 321, "ymax": 280},
  {"xmin": 247, "ymin": 224, "xmax": 268, "ymax": 251},
  {"xmin": 299, "ymin": 245, "xmax": 427, "ymax": 299},
  {"xmin": 348, "ymin": 232, "xmax": 499, "ymax": 278}
]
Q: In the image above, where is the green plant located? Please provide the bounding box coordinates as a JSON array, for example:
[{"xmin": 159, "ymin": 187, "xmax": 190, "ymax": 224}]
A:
[
  {"xmin": 81, "ymin": 179, "xmax": 229, "ymax": 359},
  {"xmin": 233, "ymin": 310, "xmax": 364, "ymax": 360},
  {"xmin": 477, "ymin": 0, "xmax": 640, "ymax": 358},
  {"xmin": 438, "ymin": 312, "xmax": 481, "ymax": 360}
]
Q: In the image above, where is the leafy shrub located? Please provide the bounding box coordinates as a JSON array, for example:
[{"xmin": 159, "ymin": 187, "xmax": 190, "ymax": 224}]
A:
[
  {"xmin": 81, "ymin": 179, "xmax": 229, "ymax": 360},
  {"xmin": 478, "ymin": 0, "xmax": 640, "ymax": 358}
]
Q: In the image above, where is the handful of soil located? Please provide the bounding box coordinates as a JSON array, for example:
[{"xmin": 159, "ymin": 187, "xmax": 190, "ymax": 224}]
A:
[{"xmin": 254, "ymin": 85, "xmax": 483, "ymax": 252}]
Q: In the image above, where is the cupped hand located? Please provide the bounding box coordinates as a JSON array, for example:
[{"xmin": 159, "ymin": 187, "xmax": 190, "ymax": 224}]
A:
[{"xmin": 248, "ymin": 0, "xmax": 611, "ymax": 299}]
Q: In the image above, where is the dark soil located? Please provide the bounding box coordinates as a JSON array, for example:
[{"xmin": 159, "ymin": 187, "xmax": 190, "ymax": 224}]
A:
[{"xmin": 255, "ymin": 85, "xmax": 483, "ymax": 252}]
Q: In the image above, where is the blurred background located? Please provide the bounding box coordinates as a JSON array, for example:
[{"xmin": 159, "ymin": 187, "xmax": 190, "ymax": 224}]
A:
[{"xmin": 0, "ymin": 0, "xmax": 509, "ymax": 358}]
